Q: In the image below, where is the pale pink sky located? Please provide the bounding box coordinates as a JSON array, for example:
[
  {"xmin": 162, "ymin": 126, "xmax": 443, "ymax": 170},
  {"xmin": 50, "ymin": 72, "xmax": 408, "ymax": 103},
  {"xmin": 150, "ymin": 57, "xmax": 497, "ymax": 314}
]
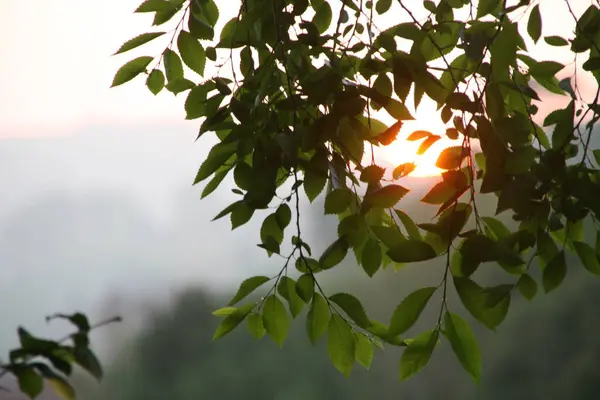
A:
[{"xmin": 0, "ymin": 0, "xmax": 595, "ymax": 139}]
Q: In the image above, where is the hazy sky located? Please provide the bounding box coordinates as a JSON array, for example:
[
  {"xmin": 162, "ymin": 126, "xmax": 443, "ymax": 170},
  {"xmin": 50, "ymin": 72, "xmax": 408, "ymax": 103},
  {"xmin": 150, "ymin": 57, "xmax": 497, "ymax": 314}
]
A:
[{"xmin": 0, "ymin": 0, "xmax": 595, "ymax": 139}]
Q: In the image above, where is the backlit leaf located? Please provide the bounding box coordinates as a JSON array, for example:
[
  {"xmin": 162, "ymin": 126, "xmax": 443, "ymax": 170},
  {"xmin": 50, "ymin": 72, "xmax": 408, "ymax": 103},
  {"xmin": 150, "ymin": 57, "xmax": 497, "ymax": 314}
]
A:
[
  {"xmin": 417, "ymin": 135, "xmax": 441, "ymax": 155},
  {"xmin": 436, "ymin": 146, "xmax": 467, "ymax": 170},
  {"xmin": 213, "ymin": 303, "xmax": 254, "ymax": 340},
  {"xmin": 246, "ymin": 312, "xmax": 266, "ymax": 339},
  {"xmin": 407, "ymin": 130, "xmax": 431, "ymax": 141},
  {"xmin": 228, "ymin": 276, "xmax": 270, "ymax": 306}
]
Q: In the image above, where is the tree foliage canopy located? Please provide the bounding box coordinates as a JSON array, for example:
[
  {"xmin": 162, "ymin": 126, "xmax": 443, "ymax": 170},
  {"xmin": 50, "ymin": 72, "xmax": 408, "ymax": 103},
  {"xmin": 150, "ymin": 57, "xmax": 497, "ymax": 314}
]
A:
[{"xmin": 111, "ymin": 0, "xmax": 600, "ymax": 384}]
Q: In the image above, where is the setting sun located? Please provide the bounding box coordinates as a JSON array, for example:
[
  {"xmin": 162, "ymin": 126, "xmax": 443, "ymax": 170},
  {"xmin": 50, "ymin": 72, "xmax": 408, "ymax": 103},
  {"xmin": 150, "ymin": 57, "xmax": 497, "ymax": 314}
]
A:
[{"xmin": 375, "ymin": 104, "xmax": 463, "ymax": 178}]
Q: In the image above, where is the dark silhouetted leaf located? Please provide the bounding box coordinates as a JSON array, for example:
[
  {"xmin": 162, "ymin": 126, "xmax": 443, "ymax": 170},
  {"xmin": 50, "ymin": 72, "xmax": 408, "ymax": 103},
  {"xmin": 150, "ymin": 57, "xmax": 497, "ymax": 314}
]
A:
[
  {"xmin": 543, "ymin": 250, "xmax": 566, "ymax": 293},
  {"xmin": 388, "ymin": 241, "xmax": 437, "ymax": 263}
]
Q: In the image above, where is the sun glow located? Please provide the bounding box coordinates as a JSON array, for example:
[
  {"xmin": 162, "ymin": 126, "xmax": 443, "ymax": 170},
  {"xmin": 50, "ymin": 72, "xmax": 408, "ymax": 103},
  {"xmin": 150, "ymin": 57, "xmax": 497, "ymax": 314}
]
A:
[{"xmin": 376, "ymin": 103, "xmax": 463, "ymax": 178}]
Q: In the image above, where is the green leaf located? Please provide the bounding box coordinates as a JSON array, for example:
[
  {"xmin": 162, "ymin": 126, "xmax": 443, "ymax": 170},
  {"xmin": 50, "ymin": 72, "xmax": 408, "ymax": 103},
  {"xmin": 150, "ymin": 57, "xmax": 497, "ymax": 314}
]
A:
[
  {"xmin": 230, "ymin": 202, "xmax": 254, "ymax": 230},
  {"xmin": 361, "ymin": 238, "xmax": 382, "ymax": 277},
  {"xmin": 364, "ymin": 184, "xmax": 409, "ymax": 208},
  {"xmin": 262, "ymin": 295, "xmax": 290, "ymax": 347},
  {"xmin": 17, "ymin": 367, "xmax": 44, "ymax": 398},
  {"xmin": 399, "ymin": 329, "xmax": 438, "ymax": 381},
  {"xmin": 184, "ymin": 84, "xmax": 208, "ymax": 119},
  {"xmin": 312, "ymin": 2, "xmax": 332, "ymax": 33},
  {"xmin": 435, "ymin": 146, "xmax": 467, "ymax": 170},
  {"xmin": 296, "ymin": 274, "xmax": 315, "ymax": 303},
  {"xmin": 454, "ymin": 277, "xmax": 510, "ymax": 330},
  {"xmin": 146, "ymin": 69, "xmax": 165, "ymax": 95},
  {"xmin": 387, "ymin": 240, "xmax": 437, "ymax": 263},
  {"xmin": 529, "ymin": 61, "xmax": 565, "ymax": 78},
  {"xmin": 394, "ymin": 209, "xmax": 422, "ymax": 240},
  {"xmin": 444, "ymin": 312, "xmax": 481, "ymax": 382},
  {"xmin": 114, "ymin": 32, "xmax": 165, "ymax": 54},
  {"xmin": 278, "ymin": 276, "xmax": 305, "ymax": 317},
  {"xmin": 276, "ymin": 204, "xmax": 292, "ymax": 229},
  {"xmin": 517, "ymin": 274, "xmax": 537, "ymax": 300},
  {"xmin": 47, "ymin": 377, "xmax": 76, "ymax": 400},
  {"xmin": 228, "ymin": 276, "xmax": 270, "ymax": 306},
  {"xmin": 177, "ymin": 30, "xmax": 206, "ymax": 76},
  {"xmin": 544, "ymin": 36, "xmax": 569, "ymax": 46},
  {"xmin": 135, "ymin": 0, "xmax": 173, "ymax": 13},
  {"xmin": 389, "ymin": 287, "xmax": 436, "ymax": 336},
  {"xmin": 307, "ymin": 293, "xmax": 331, "ymax": 344},
  {"xmin": 543, "ymin": 250, "xmax": 567, "ymax": 293},
  {"xmin": 194, "ymin": 141, "xmax": 237, "ymax": 184},
  {"xmin": 246, "ymin": 312, "xmax": 266, "ymax": 339},
  {"xmin": 354, "ymin": 333, "xmax": 374, "ymax": 369},
  {"xmin": 324, "ymin": 188, "xmax": 353, "ymax": 214},
  {"xmin": 163, "ymin": 48, "xmax": 184, "ymax": 82},
  {"xmin": 375, "ymin": 0, "xmax": 392, "ymax": 14},
  {"xmin": 165, "ymin": 78, "xmax": 195, "ymax": 94},
  {"xmin": 527, "ymin": 5, "xmax": 542, "ymax": 43},
  {"xmin": 573, "ymin": 241, "xmax": 600, "ymax": 275},
  {"xmin": 261, "ymin": 214, "xmax": 283, "ymax": 249},
  {"xmin": 212, "ymin": 306, "xmax": 236, "ymax": 316},
  {"xmin": 319, "ymin": 237, "xmax": 349, "ymax": 269},
  {"xmin": 213, "ymin": 303, "xmax": 254, "ymax": 340},
  {"xmin": 327, "ymin": 314, "xmax": 355, "ymax": 377},
  {"xmin": 111, "ymin": 56, "xmax": 153, "ymax": 87},
  {"xmin": 329, "ymin": 293, "xmax": 371, "ymax": 329},
  {"xmin": 477, "ymin": 0, "xmax": 502, "ymax": 18},
  {"xmin": 74, "ymin": 347, "xmax": 103, "ymax": 380}
]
